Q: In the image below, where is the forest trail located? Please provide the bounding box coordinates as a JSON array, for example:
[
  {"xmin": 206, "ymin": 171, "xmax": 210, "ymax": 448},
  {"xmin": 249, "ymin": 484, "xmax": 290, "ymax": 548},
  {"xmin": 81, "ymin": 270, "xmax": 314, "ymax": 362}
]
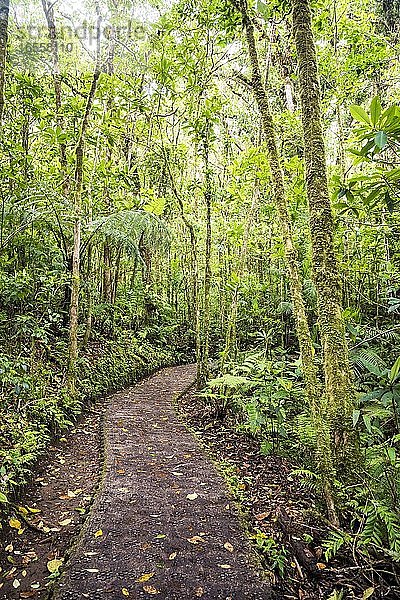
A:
[{"xmin": 50, "ymin": 364, "xmax": 271, "ymax": 600}]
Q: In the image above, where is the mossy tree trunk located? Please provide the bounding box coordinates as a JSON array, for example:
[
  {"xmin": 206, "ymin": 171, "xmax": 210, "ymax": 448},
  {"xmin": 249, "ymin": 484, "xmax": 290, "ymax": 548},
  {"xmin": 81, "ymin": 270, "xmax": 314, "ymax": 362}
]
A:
[
  {"xmin": 0, "ymin": 0, "xmax": 9, "ymax": 125},
  {"xmin": 197, "ymin": 129, "xmax": 213, "ymax": 388},
  {"xmin": 292, "ymin": 0, "xmax": 358, "ymax": 470},
  {"xmin": 67, "ymin": 9, "xmax": 101, "ymax": 393},
  {"xmin": 231, "ymin": 0, "xmax": 338, "ymax": 524}
]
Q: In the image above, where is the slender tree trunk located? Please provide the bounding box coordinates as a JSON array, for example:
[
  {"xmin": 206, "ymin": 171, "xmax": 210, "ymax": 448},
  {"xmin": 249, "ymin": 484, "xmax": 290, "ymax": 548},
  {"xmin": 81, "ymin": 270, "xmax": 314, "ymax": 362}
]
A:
[
  {"xmin": 292, "ymin": 0, "xmax": 358, "ymax": 469},
  {"xmin": 197, "ymin": 130, "xmax": 212, "ymax": 388},
  {"xmin": 112, "ymin": 248, "xmax": 121, "ymax": 305},
  {"xmin": 222, "ymin": 184, "xmax": 259, "ymax": 368},
  {"xmin": 233, "ymin": 0, "xmax": 338, "ymax": 524},
  {"xmin": 159, "ymin": 138, "xmax": 200, "ymax": 366},
  {"xmin": 41, "ymin": 0, "xmax": 72, "ymax": 326},
  {"xmin": 103, "ymin": 242, "xmax": 113, "ymax": 303},
  {"xmin": 0, "ymin": 0, "xmax": 9, "ymax": 125},
  {"xmin": 82, "ymin": 243, "xmax": 93, "ymax": 348},
  {"xmin": 67, "ymin": 11, "xmax": 101, "ymax": 392}
]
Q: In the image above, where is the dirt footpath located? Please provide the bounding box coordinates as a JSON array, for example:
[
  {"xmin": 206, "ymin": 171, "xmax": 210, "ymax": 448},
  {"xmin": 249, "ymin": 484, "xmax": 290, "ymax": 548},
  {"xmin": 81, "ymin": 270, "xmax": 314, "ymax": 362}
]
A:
[{"xmin": 52, "ymin": 364, "xmax": 271, "ymax": 600}]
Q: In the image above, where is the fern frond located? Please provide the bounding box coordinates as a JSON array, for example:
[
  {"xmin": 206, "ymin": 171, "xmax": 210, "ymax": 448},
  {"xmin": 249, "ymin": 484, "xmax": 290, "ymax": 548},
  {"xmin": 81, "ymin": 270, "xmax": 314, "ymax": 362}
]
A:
[{"xmin": 350, "ymin": 347, "xmax": 387, "ymax": 377}]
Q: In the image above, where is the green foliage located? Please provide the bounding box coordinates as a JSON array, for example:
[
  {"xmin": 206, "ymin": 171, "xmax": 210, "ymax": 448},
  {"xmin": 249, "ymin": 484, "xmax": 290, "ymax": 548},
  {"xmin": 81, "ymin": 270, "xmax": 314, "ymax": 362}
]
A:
[
  {"xmin": 249, "ymin": 530, "xmax": 287, "ymax": 577},
  {"xmin": 334, "ymin": 98, "xmax": 400, "ymax": 214}
]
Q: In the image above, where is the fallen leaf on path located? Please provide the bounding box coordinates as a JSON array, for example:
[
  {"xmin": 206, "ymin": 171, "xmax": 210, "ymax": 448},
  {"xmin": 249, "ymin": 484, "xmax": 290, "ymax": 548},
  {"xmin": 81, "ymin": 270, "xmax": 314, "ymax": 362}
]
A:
[
  {"xmin": 59, "ymin": 518, "xmax": 72, "ymax": 526},
  {"xmin": 20, "ymin": 592, "xmax": 36, "ymax": 598},
  {"xmin": 195, "ymin": 588, "xmax": 204, "ymax": 597},
  {"xmin": 141, "ymin": 542, "xmax": 151, "ymax": 550},
  {"xmin": 47, "ymin": 559, "xmax": 63, "ymax": 573},
  {"xmin": 316, "ymin": 563, "xmax": 326, "ymax": 570},
  {"xmin": 94, "ymin": 529, "xmax": 103, "ymax": 537},
  {"xmin": 155, "ymin": 534, "xmax": 165, "ymax": 539},
  {"xmin": 26, "ymin": 506, "xmax": 41, "ymax": 514},
  {"xmin": 136, "ymin": 573, "xmax": 154, "ymax": 583},
  {"xmin": 218, "ymin": 564, "xmax": 232, "ymax": 569},
  {"xmin": 224, "ymin": 542, "xmax": 234, "ymax": 553},
  {"xmin": 23, "ymin": 551, "xmax": 38, "ymax": 563},
  {"xmin": 122, "ymin": 589, "xmax": 130, "ymax": 597},
  {"xmin": 9, "ymin": 518, "xmax": 22, "ymax": 529},
  {"xmin": 12, "ymin": 579, "xmax": 20, "ymax": 589},
  {"xmin": 187, "ymin": 536, "xmax": 204, "ymax": 544},
  {"xmin": 255, "ymin": 512, "xmax": 270, "ymax": 521},
  {"xmin": 168, "ymin": 552, "xmax": 177, "ymax": 560},
  {"xmin": 143, "ymin": 586, "xmax": 159, "ymax": 595},
  {"xmin": 186, "ymin": 493, "xmax": 198, "ymax": 500}
]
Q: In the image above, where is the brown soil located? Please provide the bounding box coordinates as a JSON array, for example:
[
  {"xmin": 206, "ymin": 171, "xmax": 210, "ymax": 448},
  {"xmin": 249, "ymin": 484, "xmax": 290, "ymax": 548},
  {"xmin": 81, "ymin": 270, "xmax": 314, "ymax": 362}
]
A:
[{"xmin": 1, "ymin": 364, "xmax": 272, "ymax": 600}]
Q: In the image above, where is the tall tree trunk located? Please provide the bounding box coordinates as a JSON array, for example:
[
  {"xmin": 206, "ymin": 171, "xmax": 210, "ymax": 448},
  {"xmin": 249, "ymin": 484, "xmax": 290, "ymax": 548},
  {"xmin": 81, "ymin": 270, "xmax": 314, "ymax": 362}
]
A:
[
  {"xmin": 232, "ymin": 0, "xmax": 338, "ymax": 524},
  {"xmin": 0, "ymin": 0, "xmax": 9, "ymax": 125},
  {"xmin": 41, "ymin": 0, "xmax": 72, "ymax": 325},
  {"xmin": 159, "ymin": 137, "xmax": 200, "ymax": 365},
  {"xmin": 82, "ymin": 243, "xmax": 93, "ymax": 349},
  {"xmin": 197, "ymin": 129, "xmax": 212, "ymax": 388},
  {"xmin": 222, "ymin": 184, "xmax": 259, "ymax": 368},
  {"xmin": 292, "ymin": 0, "xmax": 358, "ymax": 470},
  {"xmin": 67, "ymin": 9, "xmax": 101, "ymax": 392},
  {"xmin": 102, "ymin": 242, "xmax": 113, "ymax": 303}
]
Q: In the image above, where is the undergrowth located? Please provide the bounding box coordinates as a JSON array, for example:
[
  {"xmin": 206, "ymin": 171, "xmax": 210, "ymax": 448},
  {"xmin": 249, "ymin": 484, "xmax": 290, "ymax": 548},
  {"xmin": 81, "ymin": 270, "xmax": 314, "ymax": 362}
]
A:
[{"xmin": 0, "ymin": 326, "xmax": 189, "ymax": 515}]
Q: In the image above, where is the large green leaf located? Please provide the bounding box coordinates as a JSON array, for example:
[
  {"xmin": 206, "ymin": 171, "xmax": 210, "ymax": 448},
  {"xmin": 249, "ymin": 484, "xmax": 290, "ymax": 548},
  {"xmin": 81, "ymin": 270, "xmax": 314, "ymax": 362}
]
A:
[
  {"xmin": 374, "ymin": 131, "xmax": 388, "ymax": 149},
  {"xmin": 389, "ymin": 356, "xmax": 400, "ymax": 384},
  {"xmin": 370, "ymin": 96, "xmax": 382, "ymax": 126},
  {"xmin": 350, "ymin": 105, "xmax": 371, "ymax": 125}
]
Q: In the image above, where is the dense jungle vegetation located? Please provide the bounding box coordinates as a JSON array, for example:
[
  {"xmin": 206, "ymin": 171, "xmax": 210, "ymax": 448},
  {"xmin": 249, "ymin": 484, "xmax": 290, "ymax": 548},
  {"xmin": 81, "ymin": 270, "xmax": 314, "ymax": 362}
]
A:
[{"xmin": 1, "ymin": 0, "xmax": 400, "ymax": 596}]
